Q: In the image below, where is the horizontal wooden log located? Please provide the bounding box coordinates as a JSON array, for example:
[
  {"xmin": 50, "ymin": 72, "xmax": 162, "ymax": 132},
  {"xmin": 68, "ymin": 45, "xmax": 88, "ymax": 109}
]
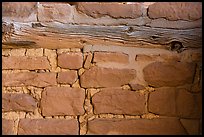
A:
[{"xmin": 2, "ymin": 22, "xmax": 202, "ymax": 51}]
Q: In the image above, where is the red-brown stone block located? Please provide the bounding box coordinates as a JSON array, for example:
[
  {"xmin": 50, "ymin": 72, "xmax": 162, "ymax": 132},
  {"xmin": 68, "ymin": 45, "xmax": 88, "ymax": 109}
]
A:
[
  {"xmin": 149, "ymin": 87, "xmax": 202, "ymax": 118},
  {"xmin": 87, "ymin": 118, "xmax": 187, "ymax": 135},
  {"xmin": 18, "ymin": 119, "xmax": 78, "ymax": 135},
  {"xmin": 2, "ymin": 93, "xmax": 37, "ymax": 112},
  {"xmin": 148, "ymin": 2, "xmax": 202, "ymax": 21},
  {"xmin": 2, "ymin": 119, "xmax": 15, "ymax": 135},
  {"xmin": 41, "ymin": 87, "xmax": 85, "ymax": 116},
  {"xmin": 76, "ymin": 2, "xmax": 143, "ymax": 19},
  {"xmin": 2, "ymin": 72, "xmax": 57, "ymax": 87},
  {"xmin": 92, "ymin": 88, "xmax": 146, "ymax": 115},
  {"xmin": 57, "ymin": 71, "xmax": 78, "ymax": 84},
  {"xmin": 80, "ymin": 66, "xmax": 136, "ymax": 88},
  {"xmin": 58, "ymin": 52, "xmax": 83, "ymax": 69},
  {"xmin": 143, "ymin": 62, "xmax": 196, "ymax": 87},
  {"xmin": 2, "ymin": 56, "xmax": 51, "ymax": 70}
]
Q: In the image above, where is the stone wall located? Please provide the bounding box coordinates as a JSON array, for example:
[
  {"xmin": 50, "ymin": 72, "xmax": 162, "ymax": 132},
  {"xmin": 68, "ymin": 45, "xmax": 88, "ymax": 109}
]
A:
[{"xmin": 2, "ymin": 2, "xmax": 202, "ymax": 135}]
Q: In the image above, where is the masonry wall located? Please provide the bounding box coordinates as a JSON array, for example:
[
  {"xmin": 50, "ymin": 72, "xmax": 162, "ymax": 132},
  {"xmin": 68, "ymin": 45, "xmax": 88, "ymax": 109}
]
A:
[{"xmin": 2, "ymin": 2, "xmax": 202, "ymax": 135}]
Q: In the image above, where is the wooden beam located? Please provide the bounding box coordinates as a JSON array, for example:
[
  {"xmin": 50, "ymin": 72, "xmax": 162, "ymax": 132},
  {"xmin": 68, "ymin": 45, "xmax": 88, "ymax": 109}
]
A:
[{"xmin": 2, "ymin": 22, "xmax": 202, "ymax": 52}]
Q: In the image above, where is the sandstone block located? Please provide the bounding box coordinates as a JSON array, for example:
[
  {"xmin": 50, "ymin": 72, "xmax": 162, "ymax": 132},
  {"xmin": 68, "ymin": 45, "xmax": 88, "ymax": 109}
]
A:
[
  {"xmin": 80, "ymin": 66, "xmax": 136, "ymax": 88},
  {"xmin": 143, "ymin": 62, "xmax": 196, "ymax": 87},
  {"xmin": 18, "ymin": 119, "xmax": 78, "ymax": 135},
  {"xmin": 92, "ymin": 88, "xmax": 146, "ymax": 115},
  {"xmin": 2, "ymin": 93, "xmax": 37, "ymax": 112},
  {"xmin": 76, "ymin": 2, "xmax": 143, "ymax": 19},
  {"xmin": 2, "ymin": 119, "xmax": 15, "ymax": 135},
  {"xmin": 148, "ymin": 2, "xmax": 202, "ymax": 21},
  {"xmin": 57, "ymin": 71, "xmax": 78, "ymax": 84},
  {"xmin": 2, "ymin": 56, "xmax": 51, "ymax": 70},
  {"xmin": 87, "ymin": 118, "xmax": 187, "ymax": 135},
  {"xmin": 41, "ymin": 87, "xmax": 85, "ymax": 116},
  {"xmin": 58, "ymin": 52, "xmax": 83, "ymax": 69},
  {"xmin": 2, "ymin": 2, "xmax": 37, "ymax": 22},
  {"xmin": 2, "ymin": 72, "xmax": 57, "ymax": 87},
  {"xmin": 149, "ymin": 87, "xmax": 202, "ymax": 118}
]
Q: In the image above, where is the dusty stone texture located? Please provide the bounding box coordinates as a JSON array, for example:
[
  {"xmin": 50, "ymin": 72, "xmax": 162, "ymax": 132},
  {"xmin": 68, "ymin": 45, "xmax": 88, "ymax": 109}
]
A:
[
  {"xmin": 2, "ymin": 119, "xmax": 15, "ymax": 135},
  {"xmin": 80, "ymin": 66, "xmax": 136, "ymax": 88},
  {"xmin": 2, "ymin": 2, "xmax": 37, "ymax": 22},
  {"xmin": 92, "ymin": 88, "xmax": 146, "ymax": 115},
  {"xmin": 93, "ymin": 52, "xmax": 129, "ymax": 64},
  {"xmin": 2, "ymin": 93, "xmax": 37, "ymax": 112},
  {"xmin": 10, "ymin": 49, "xmax": 26, "ymax": 56},
  {"xmin": 57, "ymin": 71, "xmax": 78, "ymax": 84},
  {"xmin": 87, "ymin": 118, "xmax": 187, "ymax": 135},
  {"xmin": 143, "ymin": 62, "xmax": 196, "ymax": 87},
  {"xmin": 149, "ymin": 87, "xmax": 202, "ymax": 118},
  {"xmin": 58, "ymin": 52, "xmax": 83, "ymax": 69},
  {"xmin": 76, "ymin": 2, "xmax": 143, "ymax": 19},
  {"xmin": 2, "ymin": 56, "xmax": 51, "ymax": 70},
  {"xmin": 18, "ymin": 119, "xmax": 78, "ymax": 135},
  {"xmin": 38, "ymin": 3, "xmax": 73, "ymax": 23},
  {"xmin": 41, "ymin": 87, "xmax": 85, "ymax": 116},
  {"xmin": 148, "ymin": 2, "xmax": 202, "ymax": 21},
  {"xmin": 26, "ymin": 48, "xmax": 44, "ymax": 56},
  {"xmin": 2, "ymin": 72, "xmax": 57, "ymax": 87},
  {"xmin": 180, "ymin": 119, "xmax": 201, "ymax": 135}
]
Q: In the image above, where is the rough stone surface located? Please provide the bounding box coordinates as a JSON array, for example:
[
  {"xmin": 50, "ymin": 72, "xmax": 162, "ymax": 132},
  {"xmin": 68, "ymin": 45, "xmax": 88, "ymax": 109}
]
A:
[
  {"xmin": 2, "ymin": 56, "xmax": 51, "ymax": 70},
  {"xmin": 41, "ymin": 87, "xmax": 85, "ymax": 116},
  {"xmin": 80, "ymin": 66, "xmax": 136, "ymax": 88},
  {"xmin": 57, "ymin": 71, "xmax": 78, "ymax": 84},
  {"xmin": 92, "ymin": 88, "xmax": 146, "ymax": 115},
  {"xmin": 2, "ymin": 2, "xmax": 37, "ymax": 21},
  {"xmin": 2, "ymin": 72, "xmax": 57, "ymax": 87},
  {"xmin": 58, "ymin": 52, "xmax": 83, "ymax": 69},
  {"xmin": 149, "ymin": 87, "xmax": 202, "ymax": 118},
  {"xmin": 87, "ymin": 118, "xmax": 187, "ymax": 135},
  {"xmin": 76, "ymin": 2, "xmax": 143, "ymax": 19},
  {"xmin": 18, "ymin": 119, "xmax": 78, "ymax": 135},
  {"xmin": 93, "ymin": 52, "xmax": 129, "ymax": 64},
  {"xmin": 38, "ymin": 3, "xmax": 73, "ymax": 23},
  {"xmin": 143, "ymin": 62, "xmax": 196, "ymax": 87},
  {"xmin": 2, "ymin": 119, "xmax": 15, "ymax": 135},
  {"xmin": 180, "ymin": 119, "xmax": 201, "ymax": 135},
  {"xmin": 84, "ymin": 53, "xmax": 93, "ymax": 69},
  {"xmin": 148, "ymin": 2, "xmax": 202, "ymax": 21},
  {"xmin": 2, "ymin": 93, "xmax": 37, "ymax": 112}
]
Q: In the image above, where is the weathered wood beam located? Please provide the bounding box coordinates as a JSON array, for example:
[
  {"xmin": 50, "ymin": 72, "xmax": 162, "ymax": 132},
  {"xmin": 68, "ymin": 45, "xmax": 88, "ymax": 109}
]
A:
[{"xmin": 2, "ymin": 22, "xmax": 202, "ymax": 52}]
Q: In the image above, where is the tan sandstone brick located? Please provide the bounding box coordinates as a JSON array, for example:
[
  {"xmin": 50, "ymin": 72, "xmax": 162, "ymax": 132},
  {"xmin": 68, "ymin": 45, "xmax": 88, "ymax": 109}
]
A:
[
  {"xmin": 41, "ymin": 87, "xmax": 85, "ymax": 116},
  {"xmin": 18, "ymin": 119, "xmax": 78, "ymax": 135},
  {"xmin": 57, "ymin": 71, "xmax": 78, "ymax": 84},
  {"xmin": 58, "ymin": 52, "xmax": 83, "ymax": 69},
  {"xmin": 2, "ymin": 56, "xmax": 51, "ymax": 70},
  {"xmin": 143, "ymin": 61, "xmax": 196, "ymax": 87},
  {"xmin": 2, "ymin": 72, "xmax": 57, "ymax": 87},
  {"xmin": 2, "ymin": 93, "xmax": 37, "ymax": 112},
  {"xmin": 87, "ymin": 118, "xmax": 187, "ymax": 135},
  {"xmin": 80, "ymin": 66, "xmax": 136, "ymax": 88},
  {"xmin": 180, "ymin": 119, "xmax": 201, "ymax": 135},
  {"xmin": 93, "ymin": 52, "xmax": 129, "ymax": 64},
  {"xmin": 92, "ymin": 88, "xmax": 146, "ymax": 115}
]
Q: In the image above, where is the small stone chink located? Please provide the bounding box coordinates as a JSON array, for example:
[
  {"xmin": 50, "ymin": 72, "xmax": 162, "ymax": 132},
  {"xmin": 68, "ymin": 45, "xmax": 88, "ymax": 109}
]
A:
[{"xmin": 168, "ymin": 41, "xmax": 186, "ymax": 53}]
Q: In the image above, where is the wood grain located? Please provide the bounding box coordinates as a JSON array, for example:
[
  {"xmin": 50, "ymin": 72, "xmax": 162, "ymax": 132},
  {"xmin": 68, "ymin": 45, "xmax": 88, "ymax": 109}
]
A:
[{"xmin": 2, "ymin": 22, "xmax": 202, "ymax": 50}]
